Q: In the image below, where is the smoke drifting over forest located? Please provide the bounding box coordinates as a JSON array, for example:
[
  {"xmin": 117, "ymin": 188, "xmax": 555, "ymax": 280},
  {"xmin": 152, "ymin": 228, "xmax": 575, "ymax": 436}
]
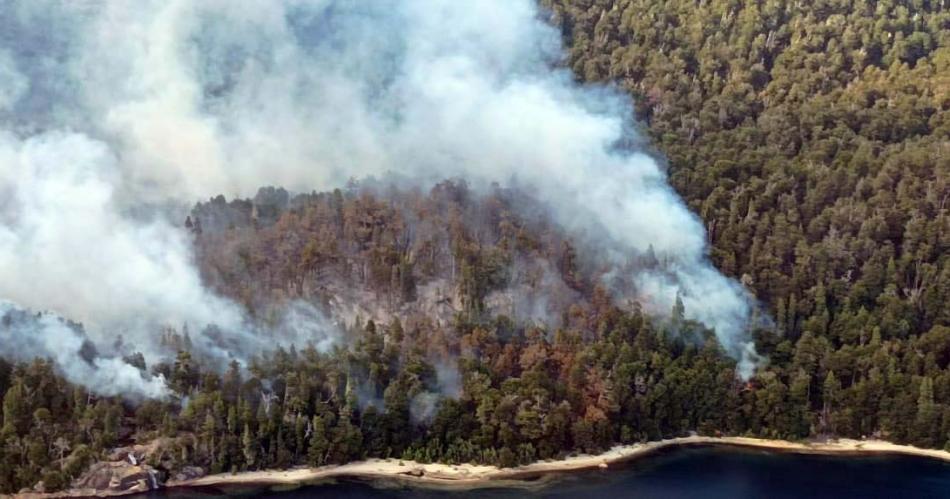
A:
[{"xmin": 0, "ymin": 0, "xmax": 761, "ymax": 396}]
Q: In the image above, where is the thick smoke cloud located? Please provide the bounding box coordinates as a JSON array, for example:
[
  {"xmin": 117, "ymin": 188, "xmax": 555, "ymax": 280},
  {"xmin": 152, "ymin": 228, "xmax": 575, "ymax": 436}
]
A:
[
  {"xmin": 0, "ymin": 129, "xmax": 338, "ymax": 395},
  {"xmin": 0, "ymin": 0, "xmax": 762, "ymax": 395},
  {"xmin": 0, "ymin": 131, "xmax": 243, "ymax": 337}
]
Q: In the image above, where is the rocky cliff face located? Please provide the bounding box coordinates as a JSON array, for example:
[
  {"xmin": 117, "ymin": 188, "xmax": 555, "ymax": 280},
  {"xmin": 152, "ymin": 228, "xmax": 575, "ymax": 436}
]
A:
[
  {"xmin": 71, "ymin": 461, "xmax": 160, "ymax": 494},
  {"xmin": 47, "ymin": 441, "xmax": 205, "ymax": 497}
]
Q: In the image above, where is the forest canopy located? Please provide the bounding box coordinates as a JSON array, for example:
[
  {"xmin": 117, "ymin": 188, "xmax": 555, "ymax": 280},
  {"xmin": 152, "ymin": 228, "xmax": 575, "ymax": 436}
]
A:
[{"xmin": 1, "ymin": 0, "xmax": 949, "ymax": 494}]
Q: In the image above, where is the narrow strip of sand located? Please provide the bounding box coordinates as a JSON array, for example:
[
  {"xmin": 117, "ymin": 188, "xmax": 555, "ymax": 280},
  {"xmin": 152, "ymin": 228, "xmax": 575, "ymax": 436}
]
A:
[{"xmin": 167, "ymin": 436, "xmax": 950, "ymax": 491}]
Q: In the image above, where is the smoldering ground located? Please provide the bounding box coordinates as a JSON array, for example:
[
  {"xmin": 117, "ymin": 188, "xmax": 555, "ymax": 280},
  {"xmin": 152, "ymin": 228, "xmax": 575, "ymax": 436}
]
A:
[{"xmin": 0, "ymin": 0, "xmax": 763, "ymax": 396}]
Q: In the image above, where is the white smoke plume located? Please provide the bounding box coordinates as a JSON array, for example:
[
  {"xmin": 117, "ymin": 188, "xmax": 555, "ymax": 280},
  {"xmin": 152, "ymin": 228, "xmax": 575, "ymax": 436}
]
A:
[
  {"xmin": 0, "ymin": 0, "xmax": 762, "ymax": 396},
  {"xmin": 0, "ymin": 301, "xmax": 171, "ymax": 399}
]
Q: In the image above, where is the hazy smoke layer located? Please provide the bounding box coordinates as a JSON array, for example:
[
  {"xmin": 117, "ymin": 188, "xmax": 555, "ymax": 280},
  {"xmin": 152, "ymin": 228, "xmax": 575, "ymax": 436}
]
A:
[
  {"xmin": 0, "ymin": 0, "xmax": 761, "ymax": 394},
  {"xmin": 0, "ymin": 301, "xmax": 171, "ymax": 399}
]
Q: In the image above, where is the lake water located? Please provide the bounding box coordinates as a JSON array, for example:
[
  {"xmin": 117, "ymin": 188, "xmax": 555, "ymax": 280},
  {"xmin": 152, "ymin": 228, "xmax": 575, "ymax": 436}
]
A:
[{"xmin": 145, "ymin": 445, "xmax": 950, "ymax": 498}]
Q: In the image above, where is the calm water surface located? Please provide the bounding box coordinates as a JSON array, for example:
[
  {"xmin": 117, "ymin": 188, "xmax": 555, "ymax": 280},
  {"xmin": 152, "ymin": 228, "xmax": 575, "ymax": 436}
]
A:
[{"xmin": 144, "ymin": 445, "xmax": 950, "ymax": 498}]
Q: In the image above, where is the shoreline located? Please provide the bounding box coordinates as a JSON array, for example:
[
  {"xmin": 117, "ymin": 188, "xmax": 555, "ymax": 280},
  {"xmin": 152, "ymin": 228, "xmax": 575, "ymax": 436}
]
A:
[
  {"xmin": 168, "ymin": 436, "xmax": 950, "ymax": 491},
  {"xmin": 21, "ymin": 436, "xmax": 950, "ymax": 497}
]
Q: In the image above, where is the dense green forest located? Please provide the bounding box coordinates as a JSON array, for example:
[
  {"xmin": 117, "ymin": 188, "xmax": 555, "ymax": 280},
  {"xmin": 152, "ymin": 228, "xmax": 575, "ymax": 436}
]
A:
[
  {"xmin": 541, "ymin": 0, "xmax": 950, "ymax": 425},
  {"xmin": 540, "ymin": 0, "xmax": 950, "ymax": 337},
  {"xmin": 1, "ymin": 0, "xmax": 949, "ymax": 494}
]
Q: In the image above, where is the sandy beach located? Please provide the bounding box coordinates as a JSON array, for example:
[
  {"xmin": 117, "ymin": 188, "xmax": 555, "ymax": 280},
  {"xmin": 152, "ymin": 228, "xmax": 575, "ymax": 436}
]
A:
[
  {"xmin": 15, "ymin": 435, "xmax": 950, "ymax": 497},
  {"xmin": 166, "ymin": 435, "xmax": 950, "ymax": 491}
]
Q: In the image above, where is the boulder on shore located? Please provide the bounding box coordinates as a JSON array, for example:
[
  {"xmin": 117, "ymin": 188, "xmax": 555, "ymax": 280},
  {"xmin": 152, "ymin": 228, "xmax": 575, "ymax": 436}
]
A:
[
  {"xmin": 173, "ymin": 466, "xmax": 206, "ymax": 482},
  {"xmin": 72, "ymin": 461, "xmax": 161, "ymax": 493}
]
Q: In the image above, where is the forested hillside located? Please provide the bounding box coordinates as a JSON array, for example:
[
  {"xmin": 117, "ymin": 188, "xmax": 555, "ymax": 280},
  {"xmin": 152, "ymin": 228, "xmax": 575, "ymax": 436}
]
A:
[
  {"xmin": 542, "ymin": 0, "xmax": 950, "ymax": 438},
  {"xmin": 0, "ymin": 183, "xmax": 748, "ymax": 493},
  {"xmin": 541, "ymin": 0, "xmax": 949, "ymax": 338},
  {"xmin": 1, "ymin": 0, "xmax": 949, "ymax": 495}
]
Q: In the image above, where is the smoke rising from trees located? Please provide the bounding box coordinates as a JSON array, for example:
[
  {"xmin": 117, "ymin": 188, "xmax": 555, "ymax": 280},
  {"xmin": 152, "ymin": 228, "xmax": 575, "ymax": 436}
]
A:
[{"xmin": 0, "ymin": 0, "xmax": 762, "ymax": 396}]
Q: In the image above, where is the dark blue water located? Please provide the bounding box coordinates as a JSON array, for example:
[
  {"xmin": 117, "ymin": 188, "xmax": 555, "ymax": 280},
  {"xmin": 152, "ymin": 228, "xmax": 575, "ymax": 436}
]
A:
[{"xmin": 145, "ymin": 445, "xmax": 950, "ymax": 498}]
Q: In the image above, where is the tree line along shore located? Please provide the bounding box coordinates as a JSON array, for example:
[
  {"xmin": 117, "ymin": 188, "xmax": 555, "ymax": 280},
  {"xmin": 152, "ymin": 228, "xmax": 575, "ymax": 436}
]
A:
[{"xmin": 17, "ymin": 435, "xmax": 950, "ymax": 498}]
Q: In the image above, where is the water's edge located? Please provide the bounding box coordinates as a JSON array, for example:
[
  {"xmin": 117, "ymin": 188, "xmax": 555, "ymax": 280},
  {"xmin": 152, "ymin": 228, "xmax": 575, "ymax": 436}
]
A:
[
  {"xmin": 159, "ymin": 436, "xmax": 950, "ymax": 495},
  {"xmin": 24, "ymin": 436, "xmax": 950, "ymax": 498}
]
